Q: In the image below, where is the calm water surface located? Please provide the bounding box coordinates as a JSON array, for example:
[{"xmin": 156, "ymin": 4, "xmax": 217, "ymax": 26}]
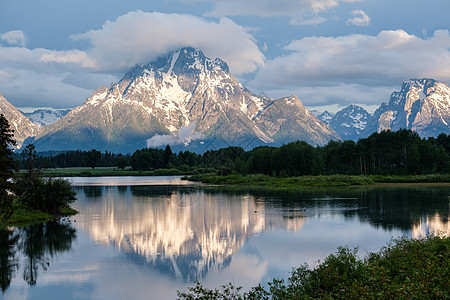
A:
[{"xmin": 1, "ymin": 176, "xmax": 449, "ymax": 299}]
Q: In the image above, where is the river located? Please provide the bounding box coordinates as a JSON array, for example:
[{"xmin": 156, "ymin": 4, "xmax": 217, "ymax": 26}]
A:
[{"xmin": 1, "ymin": 176, "xmax": 449, "ymax": 299}]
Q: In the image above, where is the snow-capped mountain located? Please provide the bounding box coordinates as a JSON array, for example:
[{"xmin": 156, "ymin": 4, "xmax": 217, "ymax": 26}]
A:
[
  {"xmin": 318, "ymin": 110, "xmax": 334, "ymax": 125},
  {"xmin": 365, "ymin": 79, "xmax": 450, "ymax": 137},
  {"xmin": 30, "ymin": 47, "xmax": 339, "ymax": 152},
  {"xmin": 328, "ymin": 105, "xmax": 371, "ymax": 141},
  {"xmin": 0, "ymin": 93, "xmax": 40, "ymax": 148},
  {"xmin": 23, "ymin": 108, "xmax": 71, "ymax": 126}
]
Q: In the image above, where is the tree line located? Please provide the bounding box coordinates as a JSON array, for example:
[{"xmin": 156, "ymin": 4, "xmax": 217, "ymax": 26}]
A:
[{"xmin": 13, "ymin": 128, "xmax": 450, "ymax": 176}]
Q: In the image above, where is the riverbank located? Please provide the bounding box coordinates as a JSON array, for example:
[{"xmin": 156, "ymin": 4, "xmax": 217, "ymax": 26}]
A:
[
  {"xmin": 183, "ymin": 173, "xmax": 450, "ymax": 188},
  {"xmin": 178, "ymin": 235, "xmax": 449, "ymax": 299},
  {"xmin": 0, "ymin": 199, "xmax": 77, "ymax": 228},
  {"xmin": 31, "ymin": 167, "xmax": 216, "ymax": 177}
]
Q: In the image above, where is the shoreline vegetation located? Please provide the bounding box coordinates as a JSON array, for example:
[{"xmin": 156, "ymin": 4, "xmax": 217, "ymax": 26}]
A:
[
  {"xmin": 1, "ymin": 114, "xmax": 78, "ymax": 228},
  {"xmin": 183, "ymin": 173, "xmax": 450, "ymax": 188},
  {"xmin": 0, "ymin": 199, "xmax": 77, "ymax": 228},
  {"xmin": 177, "ymin": 235, "xmax": 450, "ymax": 299}
]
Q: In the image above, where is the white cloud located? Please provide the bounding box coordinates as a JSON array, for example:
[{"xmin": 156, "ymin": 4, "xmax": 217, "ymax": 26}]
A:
[
  {"xmin": 39, "ymin": 50, "xmax": 97, "ymax": 68},
  {"xmin": 183, "ymin": 0, "xmax": 362, "ymax": 17},
  {"xmin": 346, "ymin": 9, "xmax": 370, "ymax": 26},
  {"xmin": 1, "ymin": 30, "xmax": 26, "ymax": 47},
  {"xmin": 146, "ymin": 123, "xmax": 205, "ymax": 147},
  {"xmin": 290, "ymin": 16, "xmax": 327, "ymax": 26},
  {"xmin": 251, "ymin": 29, "xmax": 450, "ymax": 107},
  {"xmin": 0, "ymin": 11, "xmax": 264, "ymax": 108},
  {"xmin": 71, "ymin": 11, "xmax": 264, "ymax": 75},
  {"xmin": 254, "ymin": 29, "xmax": 450, "ymax": 87},
  {"xmin": 0, "ymin": 45, "xmax": 115, "ymax": 107}
]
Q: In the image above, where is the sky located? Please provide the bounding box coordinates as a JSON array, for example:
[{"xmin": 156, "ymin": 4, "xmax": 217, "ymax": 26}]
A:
[{"xmin": 0, "ymin": 0, "xmax": 449, "ymax": 113}]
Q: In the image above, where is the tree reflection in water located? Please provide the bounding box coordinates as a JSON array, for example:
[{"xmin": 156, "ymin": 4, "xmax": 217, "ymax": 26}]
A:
[{"xmin": 0, "ymin": 220, "xmax": 77, "ymax": 291}]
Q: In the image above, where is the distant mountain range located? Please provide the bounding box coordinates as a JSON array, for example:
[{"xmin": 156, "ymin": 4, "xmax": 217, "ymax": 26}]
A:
[
  {"xmin": 323, "ymin": 105, "xmax": 371, "ymax": 141},
  {"xmin": 0, "ymin": 48, "xmax": 449, "ymax": 152},
  {"xmin": 318, "ymin": 79, "xmax": 450, "ymax": 141},
  {"xmin": 22, "ymin": 108, "xmax": 71, "ymax": 126}
]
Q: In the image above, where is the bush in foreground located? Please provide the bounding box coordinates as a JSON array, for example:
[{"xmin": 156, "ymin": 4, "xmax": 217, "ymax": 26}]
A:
[{"xmin": 177, "ymin": 235, "xmax": 449, "ymax": 299}]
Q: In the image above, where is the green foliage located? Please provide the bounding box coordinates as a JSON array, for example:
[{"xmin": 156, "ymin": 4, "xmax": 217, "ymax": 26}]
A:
[
  {"xmin": 14, "ymin": 176, "xmax": 76, "ymax": 215},
  {"xmin": 187, "ymin": 174, "xmax": 378, "ymax": 187},
  {"xmin": 178, "ymin": 236, "xmax": 450, "ymax": 299},
  {"xmin": 116, "ymin": 154, "xmax": 128, "ymax": 170},
  {"xmin": 14, "ymin": 144, "xmax": 77, "ymax": 216},
  {"xmin": 84, "ymin": 149, "xmax": 102, "ymax": 169},
  {"xmin": 0, "ymin": 114, "xmax": 17, "ymax": 221},
  {"xmin": 0, "ymin": 200, "xmax": 55, "ymax": 228}
]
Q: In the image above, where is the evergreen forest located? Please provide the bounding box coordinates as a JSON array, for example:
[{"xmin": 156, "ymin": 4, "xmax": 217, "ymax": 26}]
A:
[{"xmin": 21, "ymin": 129, "xmax": 450, "ymax": 176}]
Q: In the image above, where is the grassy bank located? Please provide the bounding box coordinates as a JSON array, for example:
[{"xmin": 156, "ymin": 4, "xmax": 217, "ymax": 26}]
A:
[
  {"xmin": 31, "ymin": 167, "xmax": 217, "ymax": 177},
  {"xmin": 37, "ymin": 167, "xmax": 187, "ymax": 177},
  {"xmin": 183, "ymin": 173, "xmax": 450, "ymax": 188},
  {"xmin": 178, "ymin": 235, "xmax": 450, "ymax": 299},
  {"xmin": 0, "ymin": 199, "xmax": 77, "ymax": 228}
]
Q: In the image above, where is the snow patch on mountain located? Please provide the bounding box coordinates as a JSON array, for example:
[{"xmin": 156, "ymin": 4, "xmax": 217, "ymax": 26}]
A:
[
  {"xmin": 329, "ymin": 105, "xmax": 371, "ymax": 141},
  {"xmin": 318, "ymin": 110, "xmax": 334, "ymax": 125},
  {"xmin": 23, "ymin": 108, "xmax": 71, "ymax": 126}
]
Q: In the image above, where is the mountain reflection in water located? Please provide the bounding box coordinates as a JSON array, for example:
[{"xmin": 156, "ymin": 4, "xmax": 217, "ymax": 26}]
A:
[
  {"xmin": 74, "ymin": 185, "xmax": 305, "ymax": 282},
  {"xmin": 73, "ymin": 185, "xmax": 449, "ymax": 283}
]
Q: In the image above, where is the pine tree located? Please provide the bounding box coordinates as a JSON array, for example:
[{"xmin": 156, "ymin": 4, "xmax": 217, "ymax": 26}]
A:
[
  {"xmin": 164, "ymin": 145, "xmax": 173, "ymax": 168},
  {"xmin": 0, "ymin": 114, "xmax": 17, "ymax": 220}
]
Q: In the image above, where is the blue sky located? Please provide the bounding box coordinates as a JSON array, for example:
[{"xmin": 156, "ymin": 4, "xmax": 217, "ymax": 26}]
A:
[{"xmin": 0, "ymin": 0, "xmax": 449, "ymax": 113}]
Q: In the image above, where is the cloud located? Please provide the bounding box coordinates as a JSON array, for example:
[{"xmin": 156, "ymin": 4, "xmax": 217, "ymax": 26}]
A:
[
  {"xmin": 0, "ymin": 45, "xmax": 109, "ymax": 107},
  {"xmin": 0, "ymin": 11, "xmax": 264, "ymax": 108},
  {"xmin": 254, "ymin": 29, "xmax": 450, "ymax": 87},
  {"xmin": 71, "ymin": 10, "xmax": 264, "ymax": 75},
  {"xmin": 39, "ymin": 50, "xmax": 97, "ymax": 68},
  {"xmin": 0, "ymin": 70, "xmax": 15, "ymax": 82},
  {"xmin": 250, "ymin": 29, "xmax": 450, "ymax": 107},
  {"xmin": 1, "ymin": 30, "xmax": 26, "ymax": 47},
  {"xmin": 346, "ymin": 9, "xmax": 370, "ymax": 26},
  {"xmin": 290, "ymin": 16, "xmax": 327, "ymax": 26},
  {"xmin": 182, "ymin": 0, "xmax": 362, "ymax": 17},
  {"xmin": 146, "ymin": 123, "xmax": 206, "ymax": 148}
]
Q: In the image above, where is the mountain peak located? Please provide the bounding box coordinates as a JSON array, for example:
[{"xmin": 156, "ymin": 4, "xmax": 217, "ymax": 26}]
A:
[
  {"xmin": 329, "ymin": 105, "xmax": 370, "ymax": 140},
  {"xmin": 318, "ymin": 110, "xmax": 334, "ymax": 125},
  {"xmin": 29, "ymin": 48, "xmax": 339, "ymax": 152},
  {"xmin": 123, "ymin": 47, "xmax": 229, "ymax": 81},
  {"xmin": 366, "ymin": 78, "xmax": 450, "ymax": 138},
  {"xmin": 0, "ymin": 93, "xmax": 40, "ymax": 148}
]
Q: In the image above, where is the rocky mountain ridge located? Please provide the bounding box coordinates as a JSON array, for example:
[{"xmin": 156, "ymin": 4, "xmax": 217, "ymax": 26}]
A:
[
  {"xmin": 2, "ymin": 49, "xmax": 449, "ymax": 152},
  {"xmin": 364, "ymin": 79, "xmax": 450, "ymax": 137},
  {"xmin": 317, "ymin": 79, "xmax": 450, "ymax": 141},
  {"xmin": 0, "ymin": 93, "xmax": 40, "ymax": 148},
  {"xmin": 28, "ymin": 47, "xmax": 338, "ymax": 152}
]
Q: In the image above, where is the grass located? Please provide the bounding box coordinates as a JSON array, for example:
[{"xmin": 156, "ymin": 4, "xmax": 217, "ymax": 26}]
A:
[
  {"xmin": 26, "ymin": 166, "xmax": 217, "ymax": 177},
  {"xmin": 0, "ymin": 199, "xmax": 78, "ymax": 228},
  {"xmin": 178, "ymin": 235, "xmax": 450, "ymax": 299},
  {"xmin": 184, "ymin": 173, "xmax": 450, "ymax": 188},
  {"xmin": 36, "ymin": 167, "xmax": 187, "ymax": 177}
]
